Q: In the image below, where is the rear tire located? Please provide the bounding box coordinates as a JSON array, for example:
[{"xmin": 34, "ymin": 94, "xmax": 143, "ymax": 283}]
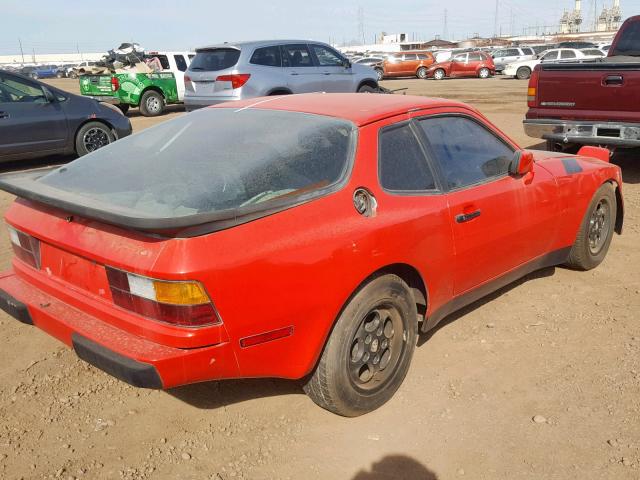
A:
[
  {"xmin": 139, "ymin": 90, "xmax": 164, "ymax": 117},
  {"xmin": 478, "ymin": 67, "xmax": 490, "ymax": 78},
  {"xmin": 75, "ymin": 121, "xmax": 115, "ymax": 156},
  {"xmin": 433, "ymin": 69, "xmax": 445, "ymax": 80},
  {"xmin": 303, "ymin": 274, "xmax": 417, "ymax": 417},
  {"xmin": 565, "ymin": 183, "xmax": 616, "ymax": 271},
  {"xmin": 358, "ymin": 85, "xmax": 377, "ymax": 93},
  {"xmin": 416, "ymin": 67, "xmax": 427, "ymax": 79},
  {"xmin": 516, "ymin": 66, "xmax": 531, "ymax": 80}
]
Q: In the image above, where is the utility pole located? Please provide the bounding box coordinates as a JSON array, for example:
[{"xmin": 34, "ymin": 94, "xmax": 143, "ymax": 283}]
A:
[
  {"xmin": 510, "ymin": 8, "xmax": 514, "ymax": 36},
  {"xmin": 443, "ymin": 9, "xmax": 449, "ymax": 40},
  {"xmin": 18, "ymin": 38, "xmax": 25, "ymax": 65},
  {"xmin": 493, "ymin": 0, "xmax": 499, "ymax": 38}
]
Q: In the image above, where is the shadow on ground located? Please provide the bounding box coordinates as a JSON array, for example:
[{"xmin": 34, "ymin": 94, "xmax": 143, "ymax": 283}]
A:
[
  {"xmin": 352, "ymin": 455, "xmax": 438, "ymax": 480},
  {"xmin": 168, "ymin": 377, "xmax": 303, "ymax": 410}
]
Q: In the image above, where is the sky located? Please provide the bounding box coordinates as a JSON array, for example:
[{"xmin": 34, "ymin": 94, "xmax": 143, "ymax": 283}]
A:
[{"xmin": 1, "ymin": 0, "xmax": 639, "ymax": 55}]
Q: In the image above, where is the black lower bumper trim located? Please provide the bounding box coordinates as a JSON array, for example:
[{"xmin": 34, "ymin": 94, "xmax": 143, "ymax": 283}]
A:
[
  {"xmin": 0, "ymin": 288, "xmax": 33, "ymax": 325},
  {"xmin": 72, "ymin": 333, "xmax": 163, "ymax": 389}
]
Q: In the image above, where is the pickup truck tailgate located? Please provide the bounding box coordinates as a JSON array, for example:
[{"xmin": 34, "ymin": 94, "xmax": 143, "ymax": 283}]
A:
[
  {"xmin": 79, "ymin": 75, "xmax": 113, "ymax": 96},
  {"xmin": 535, "ymin": 62, "xmax": 640, "ymax": 120}
]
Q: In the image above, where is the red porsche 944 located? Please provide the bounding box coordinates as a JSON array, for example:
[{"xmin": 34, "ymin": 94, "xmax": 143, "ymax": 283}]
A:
[{"xmin": 0, "ymin": 94, "xmax": 623, "ymax": 416}]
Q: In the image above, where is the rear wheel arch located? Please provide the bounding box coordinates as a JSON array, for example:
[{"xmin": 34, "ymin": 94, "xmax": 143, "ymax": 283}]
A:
[
  {"xmin": 138, "ymin": 86, "xmax": 164, "ymax": 104},
  {"xmin": 608, "ymin": 180, "xmax": 624, "ymax": 234},
  {"xmin": 267, "ymin": 88, "xmax": 293, "ymax": 96},
  {"xmin": 356, "ymin": 79, "xmax": 379, "ymax": 92},
  {"xmin": 73, "ymin": 119, "xmax": 116, "ymax": 156}
]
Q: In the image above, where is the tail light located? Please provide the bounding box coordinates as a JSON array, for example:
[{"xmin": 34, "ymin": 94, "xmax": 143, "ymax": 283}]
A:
[
  {"xmin": 184, "ymin": 74, "xmax": 194, "ymax": 92},
  {"xmin": 111, "ymin": 76, "xmax": 120, "ymax": 92},
  {"xmin": 105, "ymin": 268, "xmax": 220, "ymax": 327},
  {"xmin": 527, "ymin": 69, "xmax": 539, "ymax": 107},
  {"xmin": 7, "ymin": 226, "xmax": 41, "ymax": 270},
  {"xmin": 215, "ymin": 74, "xmax": 251, "ymax": 89}
]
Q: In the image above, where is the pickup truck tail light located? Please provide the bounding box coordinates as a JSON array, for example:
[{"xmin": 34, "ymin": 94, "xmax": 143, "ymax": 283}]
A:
[
  {"xmin": 527, "ymin": 69, "xmax": 539, "ymax": 107},
  {"xmin": 111, "ymin": 76, "xmax": 120, "ymax": 92},
  {"xmin": 105, "ymin": 268, "xmax": 221, "ymax": 327},
  {"xmin": 216, "ymin": 74, "xmax": 251, "ymax": 89},
  {"xmin": 7, "ymin": 226, "xmax": 41, "ymax": 270}
]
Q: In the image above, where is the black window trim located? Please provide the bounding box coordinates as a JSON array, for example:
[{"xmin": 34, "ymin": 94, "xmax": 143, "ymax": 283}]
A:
[
  {"xmin": 308, "ymin": 43, "xmax": 347, "ymax": 67},
  {"xmin": 377, "ymin": 119, "xmax": 443, "ymax": 196},
  {"xmin": 249, "ymin": 43, "xmax": 284, "ymax": 68},
  {"xmin": 413, "ymin": 113, "xmax": 517, "ymax": 193},
  {"xmin": 281, "ymin": 43, "xmax": 315, "ymax": 68}
]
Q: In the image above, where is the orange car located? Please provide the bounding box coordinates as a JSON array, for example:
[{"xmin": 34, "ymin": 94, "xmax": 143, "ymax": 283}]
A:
[{"xmin": 374, "ymin": 51, "xmax": 435, "ymax": 80}]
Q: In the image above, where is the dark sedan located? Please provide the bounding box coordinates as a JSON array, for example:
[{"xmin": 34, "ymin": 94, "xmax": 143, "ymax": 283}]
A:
[{"xmin": 0, "ymin": 70, "xmax": 132, "ymax": 162}]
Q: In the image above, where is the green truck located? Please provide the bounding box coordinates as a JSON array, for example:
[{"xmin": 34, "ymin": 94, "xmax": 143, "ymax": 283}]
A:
[{"xmin": 78, "ymin": 51, "xmax": 193, "ymax": 116}]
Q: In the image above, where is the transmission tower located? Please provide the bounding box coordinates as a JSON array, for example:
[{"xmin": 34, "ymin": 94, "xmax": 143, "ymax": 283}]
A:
[
  {"xmin": 443, "ymin": 9, "xmax": 449, "ymax": 39},
  {"xmin": 358, "ymin": 7, "xmax": 365, "ymax": 45},
  {"xmin": 493, "ymin": 0, "xmax": 499, "ymax": 37}
]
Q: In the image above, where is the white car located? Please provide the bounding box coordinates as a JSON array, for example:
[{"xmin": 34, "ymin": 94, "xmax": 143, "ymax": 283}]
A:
[{"xmin": 503, "ymin": 48, "xmax": 602, "ymax": 79}]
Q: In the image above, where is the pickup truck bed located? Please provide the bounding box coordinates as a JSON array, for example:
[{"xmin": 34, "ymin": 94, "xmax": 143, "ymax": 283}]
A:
[{"xmin": 524, "ymin": 15, "xmax": 640, "ymax": 151}]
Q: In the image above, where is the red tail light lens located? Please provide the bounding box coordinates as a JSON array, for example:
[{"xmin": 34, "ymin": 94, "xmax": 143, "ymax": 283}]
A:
[
  {"xmin": 215, "ymin": 74, "xmax": 251, "ymax": 89},
  {"xmin": 184, "ymin": 74, "xmax": 194, "ymax": 92},
  {"xmin": 527, "ymin": 69, "xmax": 539, "ymax": 107},
  {"xmin": 105, "ymin": 268, "xmax": 220, "ymax": 327},
  {"xmin": 111, "ymin": 76, "xmax": 120, "ymax": 92},
  {"xmin": 7, "ymin": 226, "xmax": 41, "ymax": 269}
]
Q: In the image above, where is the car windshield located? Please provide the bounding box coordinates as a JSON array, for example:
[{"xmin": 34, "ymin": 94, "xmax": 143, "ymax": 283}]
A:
[{"xmin": 35, "ymin": 108, "xmax": 356, "ymax": 221}]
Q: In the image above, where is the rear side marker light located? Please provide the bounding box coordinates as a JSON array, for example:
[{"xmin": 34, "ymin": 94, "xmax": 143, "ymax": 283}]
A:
[
  {"xmin": 240, "ymin": 326, "xmax": 294, "ymax": 348},
  {"xmin": 106, "ymin": 268, "xmax": 220, "ymax": 327},
  {"xmin": 111, "ymin": 76, "xmax": 119, "ymax": 92},
  {"xmin": 216, "ymin": 74, "xmax": 251, "ymax": 89},
  {"xmin": 7, "ymin": 226, "xmax": 41, "ymax": 270}
]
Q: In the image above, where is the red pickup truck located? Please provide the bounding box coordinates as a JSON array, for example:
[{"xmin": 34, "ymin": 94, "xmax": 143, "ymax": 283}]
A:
[{"xmin": 524, "ymin": 15, "xmax": 640, "ymax": 152}]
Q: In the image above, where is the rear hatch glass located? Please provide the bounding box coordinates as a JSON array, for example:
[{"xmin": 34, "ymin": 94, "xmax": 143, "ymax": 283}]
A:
[
  {"xmin": 189, "ymin": 48, "xmax": 241, "ymax": 72},
  {"xmin": 0, "ymin": 108, "xmax": 356, "ymax": 235}
]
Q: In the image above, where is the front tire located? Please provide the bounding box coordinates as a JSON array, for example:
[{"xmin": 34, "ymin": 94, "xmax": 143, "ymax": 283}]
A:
[
  {"xmin": 565, "ymin": 183, "xmax": 616, "ymax": 270},
  {"xmin": 139, "ymin": 90, "xmax": 164, "ymax": 117},
  {"xmin": 75, "ymin": 121, "xmax": 115, "ymax": 156},
  {"xmin": 516, "ymin": 66, "xmax": 531, "ymax": 80},
  {"xmin": 478, "ymin": 67, "xmax": 490, "ymax": 78},
  {"xmin": 433, "ymin": 69, "xmax": 445, "ymax": 80},
  {"xmin": 303, "ymin": 274, "xmax": 417, "ymax": 417},
  {"xmin": 416, "ymin": 67, "xmax": 427, "ymax": 79}
]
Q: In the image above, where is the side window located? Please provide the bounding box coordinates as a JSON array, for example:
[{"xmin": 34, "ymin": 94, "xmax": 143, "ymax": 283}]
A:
[
  {"xmin": 379, "ymin": 123, "xmax": 436, "ymax": 192},
  {"xmin": 417, "ymin": 54, "xmax": 429, "ymax": 59},
  {"xmin": 453, "ymin": 53, "xmax": 467, "ymax": 62},
  {"xmin": 173, "ymin": 55, "xmax": 188, "ymax": 72},
  {"xmin": 403, "ymin": 54, "xmax": 418, "ymax": 61},
  {"xmin": 541, "ymin": 51, "xmax": 558, "ymax": 61},
  {"xmin": 469, "ymin": 53, "xmax": 482, "ymax": 61},
  {"xmin": 419, "ymin": 116, "xmax": 514, "ymax": 190},
  {"xmin": 0, "ymin": 75, "xmax": 47, "ymax": 103},
  {"xmin": 282, "ymin": 44, "xmax": 314, "ymax": 67},
  {"xmin": 310, "ymin": 45, "xmax": 344, "ymax": 66},
  {"xmin": 155, "ymin": 55, "xmax": 170, "ymax": 70},
  {"xmin": 250, "ymin": 46, "xmax": 282, "ymax": 67},
  {"xmin": 561, "ymin": 50, "xmax": 576, "ymax": 59}
]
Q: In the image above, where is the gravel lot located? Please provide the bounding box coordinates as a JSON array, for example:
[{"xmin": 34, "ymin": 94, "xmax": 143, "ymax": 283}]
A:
[{"xmin": 0, "ymin": 77, "xmax": 638, "ymax": 480}]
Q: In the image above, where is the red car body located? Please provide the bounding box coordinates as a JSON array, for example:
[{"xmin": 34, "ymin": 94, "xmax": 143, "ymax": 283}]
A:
[
  {"xmin": 426, "ymin": 51, "xmax": 496, "ymax": 79},
  {"xmin": 0, "ymin": 94, "xmax": 623, "ymax": 395}
]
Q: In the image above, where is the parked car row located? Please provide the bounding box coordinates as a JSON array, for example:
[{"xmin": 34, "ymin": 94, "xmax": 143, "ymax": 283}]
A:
[{"xmin": 503, "ymin": 48, "xmax": 605, "ymax": 79}]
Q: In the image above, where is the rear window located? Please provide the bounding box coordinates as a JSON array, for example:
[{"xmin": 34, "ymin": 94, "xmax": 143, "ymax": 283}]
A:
[
  {"xmin": 611, "ymin": 21, "xmax": 640, "ymax": 56},
  {"xmin": 190, "ymin": 48, "xmax": 241, "ymax": 71},
  {"xmin": 35, "ymin": 108, "xmax": 356, "ymax": 222}
]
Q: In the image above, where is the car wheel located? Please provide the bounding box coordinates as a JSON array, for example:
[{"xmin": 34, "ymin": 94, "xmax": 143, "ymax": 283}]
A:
[
  {"xmin": 416, "ymin": 67, "xmax": 427, "ymax": 79},
  {"xmin": 433, "ymin": 69, "xmax": 445, "ymax": 80},
  {"xmin": 139, "ymin": 90, "xmax": 164, "ymax": 117},
  {"xmin": 565, "ymin": 183, "xmax": 617, "ymax": 271},
  {"xmin": 358, "ymin": 85, "xmax": 378, "ymax": 93},
  {"xmin": 516, "ymin": 66, "xmax": 531, "ymax": 80},
  {"xmin": 375, "ymin": 68, "xmax": 384, "ymax": 81},
  {"xmin": 30, "ymin": 72, "xmax": 38, "ymax": 80},
  {"xmin": 56, "ymin": 71, "xmax": 64, "ymax": 78},
  {"xmin": 303, "ymin": 274, "xmax": 417, "ymax": 417},
  {"xmin": 75, "ymin": 121, "xmax": 115, "ymax": 156},
  {"xmin": 478, "ymin": 67, "xmax": 490, "ymax": 78},
  {"xmin": 69, "ymin": 71, "xmax": 78, "ymax": 79},
  {"xmin": 116, "ymin": 104, "xmax": 130, "ymax": 115}
]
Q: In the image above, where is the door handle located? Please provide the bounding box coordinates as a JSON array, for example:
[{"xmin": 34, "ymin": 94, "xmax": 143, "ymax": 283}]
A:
[
  {"xmin": 455, "ymin": 209, "xmax": 481, "ymax": 223},
  {"xmin": 323, "ymin": 72, "xmax": 331, "ymax": 75},
  {"xmin": 604, "ymin": 75, "xmax": 623, "ymax": 86},
  {"xmin": 0, "ymin": 111, "xmax": 8, "ymax": 119},
  {"xmin": 291, "ymin": 72, "xmax": 299, "ymax": 76}
]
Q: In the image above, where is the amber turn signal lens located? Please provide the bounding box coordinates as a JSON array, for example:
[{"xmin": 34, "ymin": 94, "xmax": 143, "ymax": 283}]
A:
[{"xmin": 153, "ymin": 281, "xmax": 209, "ymax": 305}]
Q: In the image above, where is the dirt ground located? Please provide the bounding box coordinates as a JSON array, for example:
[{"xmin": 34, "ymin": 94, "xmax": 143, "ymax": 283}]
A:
[{"xmin": 0, "ymin": 77, "xmax": 638, "ymax": 480}]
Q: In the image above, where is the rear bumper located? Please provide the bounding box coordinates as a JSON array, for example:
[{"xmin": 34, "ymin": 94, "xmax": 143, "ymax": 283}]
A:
[
  {"xmin": 85, "ymin": 95, "xmax": 120, "ymax": 105},
  {"xmin": 0, "ymin": 271, "xmax": 240, "ymax": 389},
  {"xmin": 523, "ymin": 119, "xmax": 640, "ymax": 147},
  {"xmin": 183, "ymin": 95, "xmax": 241, "ymax": 111}
]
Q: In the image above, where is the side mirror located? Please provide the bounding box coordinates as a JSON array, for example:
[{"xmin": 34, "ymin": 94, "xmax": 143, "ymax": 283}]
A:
[
  {"xmin": 509, "ymin": 150, "xmax": 534, "ymax": 176},
  {"xmin": 43, "ymin": 87, "xmax": 56, "ymax": 103},
  {"xmin": 342, "ymin": 59, "xmax": 352, "ymax": 68}
]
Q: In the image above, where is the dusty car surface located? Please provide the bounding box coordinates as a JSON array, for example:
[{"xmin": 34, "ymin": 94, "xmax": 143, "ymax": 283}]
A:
[
  {"xmin": 0, "ymin": 93, "xmax": 623, "ymax": 417},
  {"xmin": 373, "ymin": 51, "xmax": 435, "ymax": 80},
  {"xmin": 426, "ymin": 51, "xmax": 496, "ymax": 79}
]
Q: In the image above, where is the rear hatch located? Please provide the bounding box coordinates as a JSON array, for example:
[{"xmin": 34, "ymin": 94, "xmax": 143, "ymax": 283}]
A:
[
  {"xmin": 186, "ymin": 47, "xmax": 242, "ymax": 96},
  {"xmin": 79, "ymin": 74, "xmax": 114, "ymax": 96},
  {"xmin": 535, "ymin": 61, "xmax": 640, "ymax": 121}
]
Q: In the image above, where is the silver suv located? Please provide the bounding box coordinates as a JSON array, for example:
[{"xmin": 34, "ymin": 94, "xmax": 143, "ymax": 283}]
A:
[
  {"xmin": 184, "ymin": 40, "xmax": 379, "ymax": 110},
  {"xmin": 491, "ymin": 47, "xmax": 536, "ymax": 73}
]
